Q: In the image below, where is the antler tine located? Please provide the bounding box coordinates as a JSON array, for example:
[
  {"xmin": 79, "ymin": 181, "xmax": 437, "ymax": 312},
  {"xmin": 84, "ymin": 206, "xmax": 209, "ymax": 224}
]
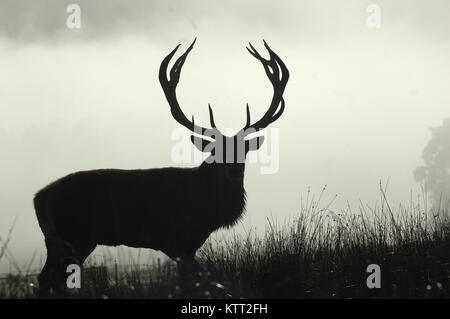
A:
[
  {"xmin": 159, "ymin": 44, "xmax": 181, "ymax": 86},
  {"xmin": 208, "ymin": 104, "xmax": 216, "ymax": 128},
  {"xmin": 241, "ymin": 41, "xmax": 289, "ymax": 135},
  {"xmin": 245, "ymin": 103, "xmax": 251, "ymax": 128},
  {"xmin": 262, "ymin": 41, "xmax": 280, "ymax": 81},
  {"xmin": 246, "ymin": 42, "xmax": 265, "ymax": 61},
  {"xmin": 248, "ymin": 43, "xmax": 281, "ymax": 84},
  {"xmin": 263, "ymin": 39, "xmax": 289, "ymax": 87},
  {"xmin": 169, "ymin": 38, "xmax": 196, "ymax": 84},
  {"xmin": 159, "ymin": 38, "xmax": 217, "ymax": 136}
]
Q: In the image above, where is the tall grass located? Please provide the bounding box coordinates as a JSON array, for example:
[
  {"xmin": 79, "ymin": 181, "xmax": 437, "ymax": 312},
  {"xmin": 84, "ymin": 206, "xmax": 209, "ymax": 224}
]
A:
[
  {"xmin": 199, "ymin": 186, "xmax": 450, "ymax": 298},
  {"xmin": 1, "ymin": 187, "xmax": 449, "ymax": 298}
]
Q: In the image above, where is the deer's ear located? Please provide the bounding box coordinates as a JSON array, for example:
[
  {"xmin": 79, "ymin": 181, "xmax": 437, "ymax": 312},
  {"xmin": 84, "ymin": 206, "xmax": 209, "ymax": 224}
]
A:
[
  {"xmin": 190, "ymin": 135, "xmax": 214, "ymax": 153},
  {"xmin": 245, "ymin": 136, "xmax": 265, "ymax": 151}
]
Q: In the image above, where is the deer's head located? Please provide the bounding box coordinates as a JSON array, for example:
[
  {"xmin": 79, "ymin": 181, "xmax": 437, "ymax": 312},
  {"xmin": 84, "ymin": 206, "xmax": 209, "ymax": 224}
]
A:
[{"xmin": 159, "ymin": 39, "xmax": 289, "ymax": 182}]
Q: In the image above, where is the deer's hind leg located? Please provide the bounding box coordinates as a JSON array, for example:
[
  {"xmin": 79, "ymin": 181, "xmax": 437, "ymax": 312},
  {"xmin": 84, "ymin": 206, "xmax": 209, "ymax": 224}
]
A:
[
  {"xmin": 38, "ymin": 237, "xmax": 67, "ymax": 298},
  {"xmin": 38, "ymin": 252, "xmax": 54, "ymax": 298},
  {"xmin": 38, "ymin": 237, "xmax": 96, "ymax": 298}
]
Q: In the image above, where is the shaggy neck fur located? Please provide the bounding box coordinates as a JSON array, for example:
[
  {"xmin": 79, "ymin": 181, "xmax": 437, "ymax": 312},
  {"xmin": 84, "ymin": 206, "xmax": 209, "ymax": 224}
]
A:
[{"xmin": 198, "ymin": 160, "xmax": 247, "ymax": 229}]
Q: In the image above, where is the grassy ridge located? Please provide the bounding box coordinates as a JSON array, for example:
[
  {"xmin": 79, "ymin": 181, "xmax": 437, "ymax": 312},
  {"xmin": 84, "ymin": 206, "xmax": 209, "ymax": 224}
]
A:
[{"xmin": 1, "ymin": 188, "xmax": 449, "ymax": 298}]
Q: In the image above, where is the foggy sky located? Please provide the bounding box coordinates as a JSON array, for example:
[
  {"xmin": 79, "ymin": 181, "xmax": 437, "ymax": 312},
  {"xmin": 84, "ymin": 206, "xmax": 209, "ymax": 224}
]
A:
[{"xmin": 1, "ymin": 0, "xmax": 450, "ymax": 273}]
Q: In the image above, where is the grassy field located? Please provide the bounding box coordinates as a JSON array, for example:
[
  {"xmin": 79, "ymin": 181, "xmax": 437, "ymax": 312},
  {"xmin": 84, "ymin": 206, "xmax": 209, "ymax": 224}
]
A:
[{"xmin": 1, "ymin": 187, "xmax": 449, "ymax": 299}]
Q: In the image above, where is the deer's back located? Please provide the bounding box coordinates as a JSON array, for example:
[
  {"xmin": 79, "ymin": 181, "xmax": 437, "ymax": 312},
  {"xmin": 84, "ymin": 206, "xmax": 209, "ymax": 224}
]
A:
[{"xmin": 34, "ymin": 168, "xmax": 205, "ymax": 248}]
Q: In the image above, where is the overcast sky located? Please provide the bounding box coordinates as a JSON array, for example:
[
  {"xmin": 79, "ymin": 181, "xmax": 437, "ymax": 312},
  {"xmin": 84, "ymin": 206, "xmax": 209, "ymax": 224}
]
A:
[{"xmin": 1, "ymin": 0, "xmax": 449, "ymax": 273}]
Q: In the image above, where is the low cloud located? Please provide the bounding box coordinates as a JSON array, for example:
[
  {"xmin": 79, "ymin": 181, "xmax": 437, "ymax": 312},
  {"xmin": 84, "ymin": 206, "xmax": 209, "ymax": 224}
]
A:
[{"xmin": 0, "ymin": 0, "xmax": 194, "ymax": 44}]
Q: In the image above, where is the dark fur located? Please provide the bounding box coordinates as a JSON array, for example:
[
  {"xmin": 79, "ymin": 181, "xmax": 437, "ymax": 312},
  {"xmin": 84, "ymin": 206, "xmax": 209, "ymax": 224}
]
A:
[{"xmin": 34, "ymin": 160, "xmax": 247, "ymax": 296}]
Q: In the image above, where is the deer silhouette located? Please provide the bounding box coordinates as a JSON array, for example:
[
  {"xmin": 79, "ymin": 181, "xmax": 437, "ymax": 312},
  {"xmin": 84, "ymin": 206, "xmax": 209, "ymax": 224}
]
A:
[{"xmin": 34, "ymin": 39, "xmax": 289, "ymax": 297}]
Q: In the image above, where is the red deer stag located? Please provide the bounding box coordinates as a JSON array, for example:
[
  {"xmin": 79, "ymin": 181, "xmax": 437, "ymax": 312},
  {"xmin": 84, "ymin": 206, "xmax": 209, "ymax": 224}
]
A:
[{"xmin": 34, "ymin": 39, "xmax": 289, "ymax": 296}]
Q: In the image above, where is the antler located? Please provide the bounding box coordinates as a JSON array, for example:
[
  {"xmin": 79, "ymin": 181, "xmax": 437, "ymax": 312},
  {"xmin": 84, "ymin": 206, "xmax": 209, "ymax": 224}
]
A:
[
  {"xmin": 160, "ymin": 39, "xmax": 289, "ymax": 139},
  {"xmin": 240, "ymin": 40, "xmax": 289, "ymax": 136},
  {"xmin": 159, "ymin": 38, "xmax": 218, "ymax": 136}
]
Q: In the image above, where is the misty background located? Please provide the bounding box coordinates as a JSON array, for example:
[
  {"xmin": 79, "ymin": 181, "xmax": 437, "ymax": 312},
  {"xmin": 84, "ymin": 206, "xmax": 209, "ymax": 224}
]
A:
[{"xmin": 1, "ymin": 0, "xmax": 449, "ymax": 274}]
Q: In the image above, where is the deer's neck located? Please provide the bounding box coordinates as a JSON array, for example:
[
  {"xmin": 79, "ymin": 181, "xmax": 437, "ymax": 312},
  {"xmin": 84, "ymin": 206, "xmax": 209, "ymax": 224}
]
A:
[{"xmin": 198, "ymin": 161, "xmax": 247, "ymax": 229}]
